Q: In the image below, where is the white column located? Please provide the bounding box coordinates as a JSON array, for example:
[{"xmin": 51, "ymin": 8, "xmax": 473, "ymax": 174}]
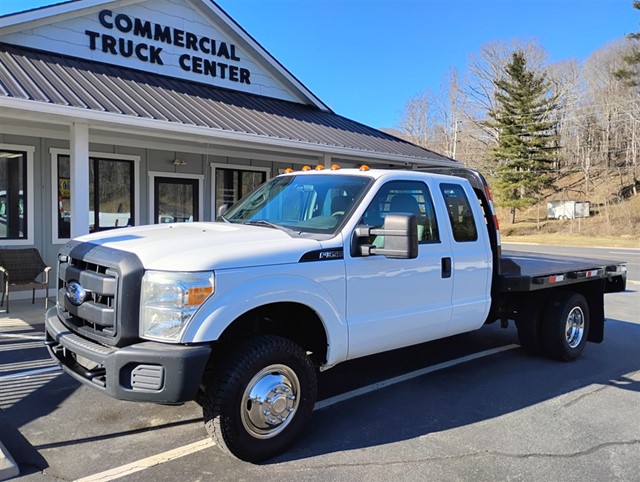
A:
[
  {"xmin": 70, "ymin": 123, "xmax": 90, "ymax": 238},
  {"xmin": 323, "ymin": 153, "xmax": 332, "ymax": 168}
]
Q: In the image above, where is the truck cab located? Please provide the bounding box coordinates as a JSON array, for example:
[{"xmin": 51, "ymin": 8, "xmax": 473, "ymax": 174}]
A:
[{"xmin": 208, "ymin": 167, "xmax": 492, "ymax": 361}]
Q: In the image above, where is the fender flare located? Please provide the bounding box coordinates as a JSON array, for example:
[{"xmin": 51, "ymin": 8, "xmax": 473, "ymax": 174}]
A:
[{"xmin": 180, "ymin": 274, "xmax": 348, "ymax": 366}]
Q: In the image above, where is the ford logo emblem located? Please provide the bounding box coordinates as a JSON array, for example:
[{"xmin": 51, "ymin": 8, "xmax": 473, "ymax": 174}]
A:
[{"xmin": 66, "ymin": 281, "xmax": 87, "ymax": 306}]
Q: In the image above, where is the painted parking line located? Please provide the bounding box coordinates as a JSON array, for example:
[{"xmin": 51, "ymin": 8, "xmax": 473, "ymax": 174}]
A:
[
  {"xmin": 0, "ymin": 370, "xmax": 62, "ymax": 409},
  {"xmin": 0, "ymin": 359, "xmax": 59, "ymax": 373},
  {"xmin": 0, "ymin": 341, "xmax": 46, "ymax": 352},
  {"xmin": 0, "ymin": 332, "xmax": 45, "ymax": 341},
  {"xmin": 74, "ymin": 438, "xmax": 215, "ymax": 482},
  {"xmin": 0, "ymin": 366, "xmax": 61, "ymax": 382},
  {"xmin": 316, "ymin": 344, "xmax": 520, "ymax": 409},
  {"xmin": 74, "ymin": 343, "xmax": 519, "ymax": 481}
]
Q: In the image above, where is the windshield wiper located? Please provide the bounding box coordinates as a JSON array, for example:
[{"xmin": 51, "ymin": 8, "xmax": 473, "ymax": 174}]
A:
[
  {"xmin": 243, "ymin": 220, "xmax": 282, "ymax": 230},
  {"xmin": 242, "ymin": 220, "xmax": 301, "ymax": 235}
]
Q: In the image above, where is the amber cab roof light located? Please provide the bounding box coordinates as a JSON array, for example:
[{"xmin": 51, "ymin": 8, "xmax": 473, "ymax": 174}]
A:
[{"xmin": 286, "ymin": 164, "xmax": 352, "ymax": 173}]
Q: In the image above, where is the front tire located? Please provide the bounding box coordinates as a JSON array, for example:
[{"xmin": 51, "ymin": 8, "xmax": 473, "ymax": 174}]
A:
[
  {"xmin": 541, "ymin": 292, "xmax": 590, "ymax": 361},
  {"xmin": 203, "ymin": 336, "xmax": 317, "ymax": 462}
]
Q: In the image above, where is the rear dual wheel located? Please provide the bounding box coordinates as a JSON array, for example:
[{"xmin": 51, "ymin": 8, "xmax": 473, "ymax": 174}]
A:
[
  {"xmin": 541, "ymin": 292, "xmax": 590, "ymax": 361},
  {"xmin": 516, "ymin": 292, "xmax": 590, "ymax": 361}
]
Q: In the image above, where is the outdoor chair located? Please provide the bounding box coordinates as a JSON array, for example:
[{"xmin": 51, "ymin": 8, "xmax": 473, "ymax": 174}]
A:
[{"xmin": 0, "ymin": 247, "xmax": 51, "ymax": 313}]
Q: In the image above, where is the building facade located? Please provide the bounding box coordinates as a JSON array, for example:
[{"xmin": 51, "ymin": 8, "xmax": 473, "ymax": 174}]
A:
[{"xmin": 0, "ymin": 0, "xmax": 457, "ymax": 299}]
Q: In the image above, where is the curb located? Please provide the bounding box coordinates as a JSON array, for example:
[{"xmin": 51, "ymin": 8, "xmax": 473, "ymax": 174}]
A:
[{"xmin": 0, "ymin": 441, "xmax": 19, "ymax": 481}]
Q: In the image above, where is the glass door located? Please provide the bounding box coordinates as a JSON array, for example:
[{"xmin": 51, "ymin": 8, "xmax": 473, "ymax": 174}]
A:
[{"xmin": 154, "ymin": 177, "xmax": 199, "ymax": 224}]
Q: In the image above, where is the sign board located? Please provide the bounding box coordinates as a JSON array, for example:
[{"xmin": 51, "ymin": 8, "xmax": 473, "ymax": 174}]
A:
[{"xmin": 0, "ymin": 0, "xmax": 298, "ymax": 102}]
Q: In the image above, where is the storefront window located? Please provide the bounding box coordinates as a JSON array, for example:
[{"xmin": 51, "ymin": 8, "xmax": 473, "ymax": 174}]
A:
[
  {"xmin": 57, "ymin": 155, "xmax": 134, "ymax": 238},
  {"xmin": 154, "ymin": 177, "xmax": 198, "ymax": 223},
  {"xmin": 214, "ymin": 167, "xmax": 267, "ymax": 216},
  {"xmin": 0, "ymin": 150, "xmax": 27, "ymax": 240}
]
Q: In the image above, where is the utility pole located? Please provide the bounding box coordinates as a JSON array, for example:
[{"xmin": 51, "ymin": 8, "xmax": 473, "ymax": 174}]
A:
[{"xmin": 451, "ymin": 120, "xmax": 461, "ymax": 159}]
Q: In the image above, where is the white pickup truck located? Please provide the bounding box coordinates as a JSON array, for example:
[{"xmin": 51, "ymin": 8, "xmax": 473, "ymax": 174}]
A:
[{"xmin": 45, "ymin": 166, "xmax": 627, "ymax": 462}]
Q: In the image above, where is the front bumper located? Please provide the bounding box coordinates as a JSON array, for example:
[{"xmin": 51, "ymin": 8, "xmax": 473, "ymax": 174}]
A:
[{"xmin": 44, "ymin": 307, "xmax": 211, "ymax": 403}]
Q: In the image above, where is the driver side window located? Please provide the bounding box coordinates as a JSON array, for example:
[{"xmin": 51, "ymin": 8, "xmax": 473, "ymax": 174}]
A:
[{"xmin": 362, "ymin": 181, "xmax": 440, "ymax": 243}]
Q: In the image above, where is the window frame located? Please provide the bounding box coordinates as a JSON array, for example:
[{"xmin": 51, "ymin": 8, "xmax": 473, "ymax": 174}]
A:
[
  {"xmin": 50, "ymin": 149, "xmax": 140, "ymax": 244},
  {"xmin": 0, "ymin": 144, "xmax": 34, "ymax": 246}
]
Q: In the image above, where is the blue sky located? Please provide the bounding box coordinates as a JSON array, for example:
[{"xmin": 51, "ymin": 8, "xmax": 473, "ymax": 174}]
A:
[{"xmin": 0, "ymin": 0, "xmax": 638, "ymax": 128}]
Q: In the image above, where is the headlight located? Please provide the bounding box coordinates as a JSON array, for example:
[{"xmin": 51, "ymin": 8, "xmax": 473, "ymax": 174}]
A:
[{"xmin": 140, "ymin": 271, "xmax": 214, "ymax": 342}]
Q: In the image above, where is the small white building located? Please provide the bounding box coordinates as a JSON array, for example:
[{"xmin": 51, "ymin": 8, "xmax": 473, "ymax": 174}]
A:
[
  {"xmin": 0, "ymin": 0, "xmax": 458, "ymax": 295},
  {"xmin": 547, "ymin": 200, "xmax": 590, "ymax": 220}
]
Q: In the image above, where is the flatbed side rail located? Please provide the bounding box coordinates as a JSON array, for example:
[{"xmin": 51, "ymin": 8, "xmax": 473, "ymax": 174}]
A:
[{"xmin": 498, "ymin": 262, "xmax": 627, "ymax": 293}]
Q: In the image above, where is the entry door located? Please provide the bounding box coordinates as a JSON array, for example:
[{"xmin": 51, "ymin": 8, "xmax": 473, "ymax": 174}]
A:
[
  {"xmin": 345, "ymin": 180, "xmax": 454, "ymax": 360},
  {"xmin": 154, "ymin": 177, "xmax": 199, "ymax": 224}
]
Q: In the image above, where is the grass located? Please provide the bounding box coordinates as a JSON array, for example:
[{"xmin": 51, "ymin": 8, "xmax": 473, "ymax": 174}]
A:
[
  {"xmin": 498, "ymin": 194, "xmax": 640, "ymax": 249},
  {"xmin": 502, "ymin": 233, "xmax": 639, "ymax": 248}
]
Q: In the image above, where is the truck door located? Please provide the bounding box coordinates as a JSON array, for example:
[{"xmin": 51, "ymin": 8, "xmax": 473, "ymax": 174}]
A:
[
  {"xmin": 345, "ymin": 180, "xmax": 454, "ymax": 359},
  {"xmin": 438, "ymin": 182, "xmax": 492, "ymax": 333}
]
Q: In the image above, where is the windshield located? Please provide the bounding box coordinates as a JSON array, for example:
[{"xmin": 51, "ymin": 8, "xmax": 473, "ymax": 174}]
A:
[{"xmin": 223, "ymin": 174, "xmax": 372, "ymax": 235}]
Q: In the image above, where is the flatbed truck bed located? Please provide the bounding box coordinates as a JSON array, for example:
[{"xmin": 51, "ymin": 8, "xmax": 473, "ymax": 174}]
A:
[{"xmin": 497, "ymin": 251, "xmax": 627, "ymax": 293}]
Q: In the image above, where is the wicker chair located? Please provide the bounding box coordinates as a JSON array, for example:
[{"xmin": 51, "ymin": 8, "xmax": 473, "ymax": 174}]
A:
[{"xmin": 0, "ymin": 248, "xmax": 51, "ymax": 313}]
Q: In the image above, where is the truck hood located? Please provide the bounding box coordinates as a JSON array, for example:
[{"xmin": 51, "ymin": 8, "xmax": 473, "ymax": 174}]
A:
[{"xmin": 74, "ymin": 222, "xmax": 325, "ymax": 271}]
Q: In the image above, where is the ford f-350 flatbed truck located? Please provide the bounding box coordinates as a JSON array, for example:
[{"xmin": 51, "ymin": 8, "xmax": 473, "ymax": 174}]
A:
[{"xmin": 44, "ymin": 166, "xmax": 627, "ymax": 462}]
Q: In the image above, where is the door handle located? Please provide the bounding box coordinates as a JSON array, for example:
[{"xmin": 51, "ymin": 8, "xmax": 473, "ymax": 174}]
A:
[{"xmin": 441, "ymin": 257, "xmax": 452, "ymax": 278}]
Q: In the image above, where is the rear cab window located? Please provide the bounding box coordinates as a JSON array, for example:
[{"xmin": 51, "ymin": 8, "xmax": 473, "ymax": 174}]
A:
[{"xmin": 439, "ymin": 183, "xmax": 478, "ymax": 242}]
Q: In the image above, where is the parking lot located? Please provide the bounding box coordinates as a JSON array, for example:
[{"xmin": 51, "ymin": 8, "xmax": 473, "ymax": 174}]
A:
[{"xmin": 1, "ymin": 244, "xmax": 639, "ymax": 481}]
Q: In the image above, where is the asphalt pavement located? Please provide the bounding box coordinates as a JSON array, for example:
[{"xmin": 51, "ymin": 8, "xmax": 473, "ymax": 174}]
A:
[{"xmin": 1, "ymin": 243, "xmax": 638, "ymax": 481}]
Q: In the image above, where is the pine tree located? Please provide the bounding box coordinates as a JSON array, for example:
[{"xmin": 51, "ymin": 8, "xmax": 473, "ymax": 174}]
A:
[
  {"xmin": 614, "ymin": 0, "xmax": 640, "ymax": 86},
  {"xmin": 487, "ymin": 51, "xmax": 559, "ymax": 223}
]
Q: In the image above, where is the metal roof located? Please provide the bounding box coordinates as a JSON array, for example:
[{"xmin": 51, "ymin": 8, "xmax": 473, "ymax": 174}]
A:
[{"xmin": 0, "ymin": 43, "xmax": 455, "ymax": 164}]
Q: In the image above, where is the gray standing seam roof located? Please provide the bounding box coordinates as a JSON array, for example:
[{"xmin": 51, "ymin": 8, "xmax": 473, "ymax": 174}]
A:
[{"xmin": 0, "ymin": 43, "xmax": 453, "ymax": 163}]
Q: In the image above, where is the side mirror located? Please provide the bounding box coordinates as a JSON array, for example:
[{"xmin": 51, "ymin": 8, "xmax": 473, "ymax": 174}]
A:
[
  {"xmin": 217, "ymin": 203, "xmax": 230, "ymax": 217},
  {"xmin": 355, "ymin": 214, "xmax": 419, "ymax": 259}
]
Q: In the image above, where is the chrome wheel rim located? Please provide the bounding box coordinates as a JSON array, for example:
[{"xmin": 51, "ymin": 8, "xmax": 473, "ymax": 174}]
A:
[
  {"xmin": 565, "ymin": 306, "xmax": 585, "ymax": 348},
  {"xmin": 241, "ymin": 364, "xmax": 300, "ymax": 439}
]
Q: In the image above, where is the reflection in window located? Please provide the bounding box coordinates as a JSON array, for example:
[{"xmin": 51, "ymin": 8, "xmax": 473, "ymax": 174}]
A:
[
  {"xmin": 0, "ymin": 150, "xmax": 27, "ymax": 240},
  {"xmin": 57, "ymin": 156, "xmax": 134, "ymax": 239},
  {"xmin": 215, "ymin": 167, "xmax": 266, "ymax": 216},
  {"xmin": 439, "ymin": 183, "xmax": 478, "ymax": 242},
  {"xmin": 362, "ymin": 181, "xmax": 439, "ymax": 243},
  {"xmin": 224, "ymin": 174, "xmax": 371, "ymax": 235}
]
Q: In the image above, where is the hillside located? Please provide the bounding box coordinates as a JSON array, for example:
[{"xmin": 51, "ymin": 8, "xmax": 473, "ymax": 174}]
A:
[{"xmin": 498, "ymin": 169, "xmax": 639, "ymax": 248}]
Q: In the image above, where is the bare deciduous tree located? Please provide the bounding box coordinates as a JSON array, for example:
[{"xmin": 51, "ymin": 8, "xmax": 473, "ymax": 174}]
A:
[
  {"xmin": 398, "ymin": 90, "xmax": 437, "ymax": 148},
  {"xmin": 397, "ymin": 35, "xmax": 639, "ymax": 209}
]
